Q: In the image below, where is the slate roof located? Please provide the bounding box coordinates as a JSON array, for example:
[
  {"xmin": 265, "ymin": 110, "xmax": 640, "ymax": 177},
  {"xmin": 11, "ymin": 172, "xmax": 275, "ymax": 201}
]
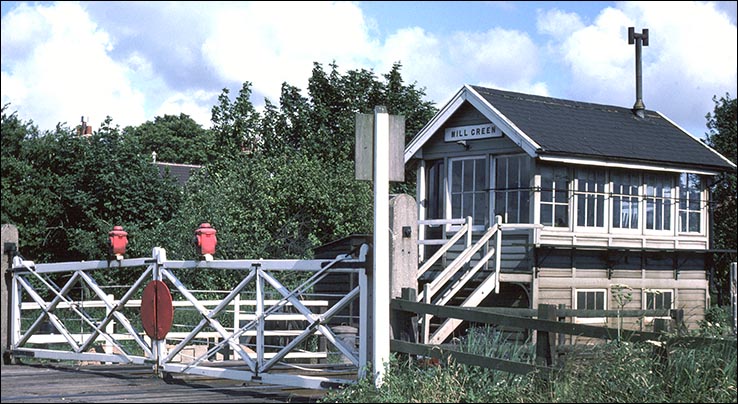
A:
[
  {"xmin": 155, "ymin": 162, "xmax": 201, "ymax": 186},
  {"xmin": 469, "ymin": 85, "xmax": 734, "ymax": 172}
]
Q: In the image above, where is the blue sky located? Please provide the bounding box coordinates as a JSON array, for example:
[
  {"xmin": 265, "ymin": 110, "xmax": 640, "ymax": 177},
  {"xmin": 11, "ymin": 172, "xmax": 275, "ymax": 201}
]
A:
[{"xmin": 1, "ymin": 1, "xmax": 736, "ymax": 139}]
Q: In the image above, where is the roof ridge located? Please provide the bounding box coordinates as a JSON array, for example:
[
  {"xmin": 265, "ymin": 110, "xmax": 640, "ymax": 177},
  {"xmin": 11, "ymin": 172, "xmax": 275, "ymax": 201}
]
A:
[
  {"xmin": 469, "ymin": 85, "xmax": 646, "ymax": 114},
  {"xmin": 154, "ymin": 161, "xmax": 202, "ymax": 168}
]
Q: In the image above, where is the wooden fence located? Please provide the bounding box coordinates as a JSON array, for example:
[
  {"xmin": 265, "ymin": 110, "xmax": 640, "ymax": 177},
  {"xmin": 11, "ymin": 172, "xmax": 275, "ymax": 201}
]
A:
[{"xmin": 389, "ymin": 288, "xmax": 735, "ymax": 379}]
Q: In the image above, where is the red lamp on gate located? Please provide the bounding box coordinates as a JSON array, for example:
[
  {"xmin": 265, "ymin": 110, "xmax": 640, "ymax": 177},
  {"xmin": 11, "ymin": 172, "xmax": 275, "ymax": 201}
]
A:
[
  {"xmin": 194, "ymin": 223, "xmax": 217, "ymax": 261},
  {"xmin": 108, "ymin": 225, "xmax": 128, "ymax": 260}
]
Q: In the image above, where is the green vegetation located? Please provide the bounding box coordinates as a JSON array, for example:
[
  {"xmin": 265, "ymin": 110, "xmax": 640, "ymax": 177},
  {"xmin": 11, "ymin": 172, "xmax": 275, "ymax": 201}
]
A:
[
  {"xmin": 704, "ymin": 94, "xmax": 737, "ymax": 306},
  {"xmin": 321, "ymin": 323, "xmax": 737, "ymax": 403},
  {"xmin": 1, "ymin": 62, "xmax": 435, "ymax": 291}
]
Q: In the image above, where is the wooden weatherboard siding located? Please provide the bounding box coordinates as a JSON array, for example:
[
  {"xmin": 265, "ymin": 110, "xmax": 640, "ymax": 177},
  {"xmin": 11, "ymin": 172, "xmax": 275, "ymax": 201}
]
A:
[{"xmin": 405, "ymin": 85, "xmax": 731, "ymax": 342}]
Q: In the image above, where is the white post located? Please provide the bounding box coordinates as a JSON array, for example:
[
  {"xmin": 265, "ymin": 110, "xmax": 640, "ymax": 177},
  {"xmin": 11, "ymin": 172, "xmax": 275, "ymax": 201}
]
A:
[
  {"xmin": 423, "ymin": 283, "xmax": 431, "ymax": 344},
  {"xmin": 495, "ymin": 215, "xmax": 503, "ymax": 293},
  {"xmin": 10, "ymin": 265, "xmax": 21, "ymax": 349},
  {"xmin": 104, "ymin": 294, "xmax": 114, "ymax": 362},
  {"xmin": 152, "ymin": 247, "xmax": 168, "ymax": 370},
  {"xmin": 417, "ymin": 160, "xmax": 426, "ymax": 263},
  {"xmin": 358, "ymin": 258, "xmax": 368, "ymax": 379},
  {"xmin": 465, "ymin": 216, "xmax": 473, "ymax": 249},
  {"xmin": 256, "ymin": 266, "xmax": 264, "ymax": 370},
  {"xmin": 233, "ymin": 293, "xmax": 240, "ymax": 334},
  {"xmin": 372, "ymin": 106, "xmax": 390, "ymax": 387}
]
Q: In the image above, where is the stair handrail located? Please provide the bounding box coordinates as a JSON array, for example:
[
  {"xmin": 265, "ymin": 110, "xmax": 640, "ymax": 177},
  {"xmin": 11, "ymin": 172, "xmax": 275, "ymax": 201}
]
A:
[
  {"xmin": 417, "ymin": 216, "xmax": 472, "ymax": 278},
  {"xmin": 418, "ymin": 216, "xmax": 504, "ymax": 303}
]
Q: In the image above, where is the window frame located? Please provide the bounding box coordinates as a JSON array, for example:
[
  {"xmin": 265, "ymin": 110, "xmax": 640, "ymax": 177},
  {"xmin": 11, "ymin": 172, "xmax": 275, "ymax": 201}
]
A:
[
  {"xmin": 574, "ymin": 288, "xmax": 607, "ymax": 324},
  {"xmin": 610, "ymin": 170, "xmax": 641, "ymax": 233},
  {"xmin": 643, "ymin": 289, "xmax": 675, "ymax": 325},
  {"xmin": 678, "ymin": 173, "xmax": 703, "ymax": 234},
  {"xmin": 643, "ymin": 173, "xmax": 674, "ymax": 234},
  {"xmin": 539, "ymin": 165, "xmax": 571, "ymax": 230},
  {"xmin": 573, "ymin": 167, "xmax": 608, "ymax": 232},
  {"xmin": 446, "ymin": 155, "xmax": 488, "ymax": 231},
  {"xmin": 493, "ymin": 154, "xmax": 531, "ymax": 225}
]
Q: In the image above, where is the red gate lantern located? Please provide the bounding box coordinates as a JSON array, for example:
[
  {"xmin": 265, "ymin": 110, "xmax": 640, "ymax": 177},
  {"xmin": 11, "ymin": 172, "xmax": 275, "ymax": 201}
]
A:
[
  {"xmin": 194, "ymin": 223, "xmax": 217, "ymax": 258},
  {"xmin": 108, "ymin": 225, "xmax": 128, "ymax": 260}
]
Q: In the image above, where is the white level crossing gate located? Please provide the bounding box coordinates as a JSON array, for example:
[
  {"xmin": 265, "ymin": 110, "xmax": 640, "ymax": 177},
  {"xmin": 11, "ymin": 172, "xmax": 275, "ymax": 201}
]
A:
[{"xmin": 8, "ymin": 245, "xmax": 370, "ymax": 390}]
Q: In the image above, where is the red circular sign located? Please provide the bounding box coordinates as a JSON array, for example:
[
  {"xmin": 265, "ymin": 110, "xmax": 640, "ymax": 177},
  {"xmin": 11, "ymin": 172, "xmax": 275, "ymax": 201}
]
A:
[{"xmin": 140, "ymin": 280, "xmax": 174, "ymax": 339}]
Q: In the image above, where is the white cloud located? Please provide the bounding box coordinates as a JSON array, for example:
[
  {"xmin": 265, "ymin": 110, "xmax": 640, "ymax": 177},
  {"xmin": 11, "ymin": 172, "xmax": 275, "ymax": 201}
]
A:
[
  {"xmin": 2, "ymin": 0, "xmax": 733, "ymax": 139},
  {"xmin": 154, "ymin": 90, "xmax": 219, "ymax": 127},
  {"xmin": 201, "ymin": 2, "xmax": 380, "ymax": 104},
  {"xmin": 1, "ymin": 2, "xmax": 146, "ymax": 130},
  {"xmin": 538, "ymin": 1, "xmax": 737, "ymax": 136},
  {"xmin": 536, "ymin": 8, "xmax": 585, "ymax": 39},
  {"xmin": 374, "ymin": 26, "xmax": 549, "ymax": 104},
  {"xmin": 448, "ymin": 28, "xmax": 545, "ymax": 94},
  {"xmin": 377, "ymin": 27, "xmax": 450, "ymax": 101},
  {"xmin": 624, "ymin": 1, "xmax": 737, "ymax": 131}
]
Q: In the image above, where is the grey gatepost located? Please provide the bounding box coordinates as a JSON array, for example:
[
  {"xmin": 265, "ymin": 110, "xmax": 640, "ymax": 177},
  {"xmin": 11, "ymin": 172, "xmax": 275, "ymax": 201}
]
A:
[
  {"xmin": 389, "ymin": 194, "xmax": 418, "ymax": 343},
  {"xmin": 2, "ymin": 224, "xmax": 19, "ymax": 365}
]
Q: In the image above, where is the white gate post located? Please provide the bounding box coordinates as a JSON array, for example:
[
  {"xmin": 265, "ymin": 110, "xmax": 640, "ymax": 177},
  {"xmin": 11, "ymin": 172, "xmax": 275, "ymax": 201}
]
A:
[
  {"xmin": 151, "ymin": 247, "xmax": 168, "ymax": 371},
  {"xmin": 372, "ymin": 106, "xmax": 390, "ymax": 387}
]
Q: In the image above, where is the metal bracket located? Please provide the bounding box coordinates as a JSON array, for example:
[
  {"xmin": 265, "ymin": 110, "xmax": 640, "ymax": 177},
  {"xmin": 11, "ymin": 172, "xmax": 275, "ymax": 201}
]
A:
[{"xmin": 3, "ymin": 241, "xmax": 17, "ymax": 255}]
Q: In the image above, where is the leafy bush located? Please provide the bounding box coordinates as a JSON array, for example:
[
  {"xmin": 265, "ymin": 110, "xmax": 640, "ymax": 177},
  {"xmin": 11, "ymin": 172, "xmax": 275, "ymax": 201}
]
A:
[
  {"xmin": 321, "ymin": 336, "xmax": 737, "ymax": 403},
  {"xmin": 698, "ymin": 306, "xmax": 734, "ymax": 337}
]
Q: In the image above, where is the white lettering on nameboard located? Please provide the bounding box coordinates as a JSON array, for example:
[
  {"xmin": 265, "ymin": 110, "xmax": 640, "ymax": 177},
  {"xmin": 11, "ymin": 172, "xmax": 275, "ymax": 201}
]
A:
[{"xmin": 444, "ymin": 123, "xmax": 501, "ymax": 142}]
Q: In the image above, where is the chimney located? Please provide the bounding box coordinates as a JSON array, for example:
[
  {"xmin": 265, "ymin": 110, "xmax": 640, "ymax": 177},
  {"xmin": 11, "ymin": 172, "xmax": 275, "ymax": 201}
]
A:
[
  {"xmin": 628, "ymin": 27, "xmax": 649, "ymax": 118},
  {"xmin": 78, "ymin": 116, "xmax": 92, "ymax": 136}
]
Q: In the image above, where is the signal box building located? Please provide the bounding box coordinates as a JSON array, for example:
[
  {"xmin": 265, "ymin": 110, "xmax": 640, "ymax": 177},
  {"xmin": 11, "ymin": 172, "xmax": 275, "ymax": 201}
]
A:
[{"xmin": 404, "ymin": 85, "xmax": 735, "ymax": 337}]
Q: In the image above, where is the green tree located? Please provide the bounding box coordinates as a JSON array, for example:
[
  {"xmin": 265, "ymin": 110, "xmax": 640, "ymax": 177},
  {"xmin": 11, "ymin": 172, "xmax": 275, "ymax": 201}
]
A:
[
  {"xmin": 170, "ymin": 153, "xmax": 371, "ymax": 261},
  {"xmin": 705, "ymin": 93, "xmax": 737, "ymax": 304},
  {"xmin": 210, "ymin": 82, "xmax": 261, "ymax": 157},
  {"xmin": 164, "ymin": 62, "xmax": 435, "ymax": 264},
  {"xmin": 123, "ymin": 113, "xmax": 215, "ymax": 165},
  {"xmin": 1, "ymin": 107, "xmax": 182, "ymax": 263},
  {"xmin": 2, "ymin": 61, "xmax": 437, "ymax": 273}
]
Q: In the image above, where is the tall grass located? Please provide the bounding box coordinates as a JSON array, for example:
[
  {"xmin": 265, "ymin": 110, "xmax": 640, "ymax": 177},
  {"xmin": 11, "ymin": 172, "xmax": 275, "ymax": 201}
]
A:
[{"xmin": 320, "ymin": 322, "xmax": 737, "ymax": 403}]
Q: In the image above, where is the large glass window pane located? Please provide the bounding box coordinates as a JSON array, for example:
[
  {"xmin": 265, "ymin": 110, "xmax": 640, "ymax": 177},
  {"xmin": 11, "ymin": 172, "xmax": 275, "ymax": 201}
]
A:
[
  {"xmin": 475, "ymin": 160, "xmax": 485, "ymax": 190},
  {"xmin": 474, "ymin": 193, "xmax": 486, "ymax": 224},
  {"xmin": 463, "ymin": 163, "xmax": 473, "ymax": 192},
  {"xmin": 679, "ymin": 173, "xmax": 701, "ymax": 233},
  {"xmin": 646, "ymin": 290, "xmax": 673, "ymax": 310},
  {"xmin": 425, "ymin": 160, "xmax": 444, "ymax": 220},
  {"xmin": 689, "ymin": 212, "xmax": 700, "ymax": 232},
  {"xmin": 449, "ymin": 157, "xmax": 487, "ymax": 226},
  {"xmin": 555, "ymin": 205, "xmax": 568, "ymax": 227},
  {"xmin": 576, "ymin": 289, "xmax": 606, "ymax": 324},
  {"xmin": 612, "ymin": 171, "xmax": 639, "ymax": 230},
  {"xmin": 577, "ymin": 291, "xmax": 586, "ymax": 309},
  {"xmin": 452, "ymin": 194, "xmax": 461, "ymax": 218},
  {"xmin": 452, "ymin": 161, "xmax": 462, "ymax": 193},
  {"xmin": 645, "ymin": 173, "xmax": 673, "ymax": 231},
  {"xmin": 540, "ymin": 165, "xmax": 570, "ymax": 227},
  {"xmin": 495, "ymin": 156, "xmax": 530, "ymax": 223},
  {"xmin": 576, "ymin": 168, "xmax": 606, "ymax": 228}
]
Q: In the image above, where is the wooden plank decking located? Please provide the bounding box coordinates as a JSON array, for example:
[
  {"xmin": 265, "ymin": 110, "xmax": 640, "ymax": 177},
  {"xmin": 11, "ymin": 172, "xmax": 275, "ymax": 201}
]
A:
[{"xmin": 1, "ymin": 362, "xmax": 330, "ymax": 403}]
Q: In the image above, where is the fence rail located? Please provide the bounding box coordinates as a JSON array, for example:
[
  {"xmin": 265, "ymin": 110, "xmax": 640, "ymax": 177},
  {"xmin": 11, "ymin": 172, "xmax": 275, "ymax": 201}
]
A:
[{"xmin": 390, "ymin": 293, "xmax": 738, "ymax": 377}]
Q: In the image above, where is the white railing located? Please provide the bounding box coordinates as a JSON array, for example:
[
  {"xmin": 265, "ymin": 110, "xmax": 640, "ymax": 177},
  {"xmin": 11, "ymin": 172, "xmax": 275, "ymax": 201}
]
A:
[
  {"xmin": 416, "ymin": 216, "xmax": 542, "ymax": 343},
  {"xmin": 9, "ymin": 245, "xmax": 369, "ymax": 390},
  {"xmin": 20, "ymin": 298, "xmax": 330, "ymax": 360},
  {"xmin": 417, "ymin": 216, "xmax": 472, "ymax": 277}
]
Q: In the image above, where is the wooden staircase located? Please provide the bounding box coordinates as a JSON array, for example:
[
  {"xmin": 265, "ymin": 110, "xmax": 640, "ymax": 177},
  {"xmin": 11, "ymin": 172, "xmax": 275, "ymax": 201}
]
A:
[{"xmin": 417, "ymin": 216, "xmax": 540, "ymax": 344}]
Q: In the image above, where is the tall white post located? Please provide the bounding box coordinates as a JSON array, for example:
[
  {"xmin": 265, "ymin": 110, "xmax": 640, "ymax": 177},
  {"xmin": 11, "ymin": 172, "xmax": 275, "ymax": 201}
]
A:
[
  {"xmin": 372, "ymin": 106, "xmax": 390, "ymax": 386},
  {"xmin": 417, "ymin": 160, "xmax": 426, "ymax": 262},
  {"xmin": 151, "ymin": 247, "xmax": 168, "ymax": 371}
]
